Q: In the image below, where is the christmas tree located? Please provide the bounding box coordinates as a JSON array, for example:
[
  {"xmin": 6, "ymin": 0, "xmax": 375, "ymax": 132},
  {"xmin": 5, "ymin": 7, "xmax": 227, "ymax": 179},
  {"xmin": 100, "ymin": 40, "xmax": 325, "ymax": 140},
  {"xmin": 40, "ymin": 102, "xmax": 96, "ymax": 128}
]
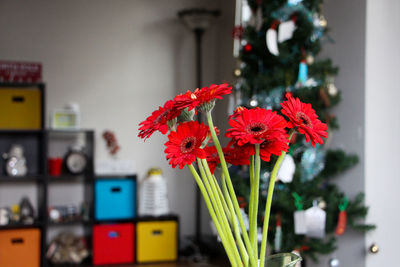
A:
[{"xmin": 230, "ymin": 0, "xmax": 374, "ymax": 262}]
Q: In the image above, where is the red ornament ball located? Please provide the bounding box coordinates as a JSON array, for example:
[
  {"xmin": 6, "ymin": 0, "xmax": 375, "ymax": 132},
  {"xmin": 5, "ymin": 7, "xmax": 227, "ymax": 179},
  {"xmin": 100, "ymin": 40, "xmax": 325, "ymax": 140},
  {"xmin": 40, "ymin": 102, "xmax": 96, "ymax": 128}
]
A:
[{"xmin": 244, "ymin": 44, "xmax": 253, "ymax": 52}]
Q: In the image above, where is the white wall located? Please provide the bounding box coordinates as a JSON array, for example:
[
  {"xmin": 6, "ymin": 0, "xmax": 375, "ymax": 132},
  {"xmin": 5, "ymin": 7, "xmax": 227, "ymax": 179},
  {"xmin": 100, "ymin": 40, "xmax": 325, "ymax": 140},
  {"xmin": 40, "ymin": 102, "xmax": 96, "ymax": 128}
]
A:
[
  {"xmin": 365, "ymin": 0, "xmax": 400, "ymax": 266},
  {"xmin": 0, "ymin": 0, "xmax": 222, "ymax": 238},
  {"xmin": 316, "ymin": 1, "xmax": 367, "ymax": 266}
]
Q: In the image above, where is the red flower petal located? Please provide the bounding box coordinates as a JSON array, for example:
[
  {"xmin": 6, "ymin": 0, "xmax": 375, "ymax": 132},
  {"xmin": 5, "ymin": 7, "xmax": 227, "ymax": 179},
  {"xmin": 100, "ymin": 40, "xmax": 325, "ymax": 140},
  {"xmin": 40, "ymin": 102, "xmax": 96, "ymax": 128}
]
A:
[
  {"xmin": 281, "ymin": 93, "xmax": 328, "ymax": 147},
  {"xmin": 164, "ymin": 121, "xmax": 208, "ymax": 169}
]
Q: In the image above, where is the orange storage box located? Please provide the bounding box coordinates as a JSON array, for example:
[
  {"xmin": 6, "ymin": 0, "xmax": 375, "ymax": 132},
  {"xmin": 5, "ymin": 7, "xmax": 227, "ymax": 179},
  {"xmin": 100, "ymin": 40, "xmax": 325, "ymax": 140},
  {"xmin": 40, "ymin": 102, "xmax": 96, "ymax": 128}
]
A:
[
  {"xmin": 136, "ymin": 217, "xmax": 178, "ymax": 263},
  {"xmin": 0, "ymin": 228, "xmax": 41, "ymax": 267},
  {"xmin": 0, "ymin": 86, "xmax": 43, "ymax": 129}
]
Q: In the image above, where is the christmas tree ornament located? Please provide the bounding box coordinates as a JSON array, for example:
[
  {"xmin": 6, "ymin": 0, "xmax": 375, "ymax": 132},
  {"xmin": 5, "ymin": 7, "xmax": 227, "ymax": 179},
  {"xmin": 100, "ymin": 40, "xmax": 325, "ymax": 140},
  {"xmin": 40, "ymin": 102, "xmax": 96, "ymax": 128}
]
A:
[
  {"xmin": 300, "ymin": 144, "xmax": 325, "ymax": 182},
  {"xmin": 266, "ymin": 21, "xmax": 280, "ymax": 56},
  {"xmin": 244, "ymin": 43, "xmax": 253, "ymax": 52},
  {"xmin": 249, "ymin": 95, "xmax": 258, "ymax": 107},
  {"xmin": 305, "ymin": 200, "xmax": 326, "ymax": 239},
  {"xmin": 274, "ymin": 214, "xmax": 282, "ymax": 252},
  {"xmin": 297, "ymin": 60, "xmax": 308, "ymax": 85},
  {"xmin": 318, "ymin": 199, "xmax": 327, "ymax": 210},
  {"xmin": 328, "ymin": 256, "xmax": 340, "ymax": 267},
  {"xmin": 319, "ymin": 14, "xmax": 328, "ymax": 28},
  {"xmin": 278, "ymin": 19, "xmax": 296, "ymax": 43},
  {"xmin": 304, "ymin": 78, "xmax": 318, "ymax": 87},
  {"xmin": 369, "ymin": 243, "xmax": 379, "ymax": 254},
  {"xmin": 288, "ymin": 0, "xmax": 303, "ymax": 6},
  {"xmin": 292, "ymin": 193, "xmax": 307, "ymax": 235},
  {"xmin": 335, "ymin": 196, "xmax": 348, "ymax": 235},
  {"xmin": 240, "ymin": 0, "xmax": 252, "ymax": 25},
  {"xmin": 306, "ymin": 54, "xmax": 314, "ymax": 65},
  {"xmin": 277, "ymin": 154, "xmax": 295, "ymax": 183},
  {"xmin": 233, "ymin": 67, "xmax": 242, "ymax": 78}
]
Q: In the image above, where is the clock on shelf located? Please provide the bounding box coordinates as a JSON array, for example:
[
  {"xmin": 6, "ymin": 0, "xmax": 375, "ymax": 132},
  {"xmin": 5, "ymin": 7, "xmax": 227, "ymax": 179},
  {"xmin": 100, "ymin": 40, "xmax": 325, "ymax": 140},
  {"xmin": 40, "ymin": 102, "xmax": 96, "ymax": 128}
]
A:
[{"xmin": 64, "ymin": 145, "xmax": 88, "ymax": 175}]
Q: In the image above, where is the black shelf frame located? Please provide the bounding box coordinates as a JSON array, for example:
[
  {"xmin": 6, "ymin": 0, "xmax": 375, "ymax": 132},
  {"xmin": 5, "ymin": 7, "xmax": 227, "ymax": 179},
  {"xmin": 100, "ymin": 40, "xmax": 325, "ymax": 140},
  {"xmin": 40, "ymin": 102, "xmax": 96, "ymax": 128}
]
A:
[{"xmin": 0, "ymin": 124, "xmax": 95, "ymax": 267}]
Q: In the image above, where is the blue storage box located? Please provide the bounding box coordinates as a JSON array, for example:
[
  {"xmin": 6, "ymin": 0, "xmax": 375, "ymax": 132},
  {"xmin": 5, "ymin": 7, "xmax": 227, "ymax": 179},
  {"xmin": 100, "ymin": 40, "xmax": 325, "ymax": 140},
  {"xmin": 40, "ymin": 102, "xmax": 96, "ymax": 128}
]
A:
[{"xmin": 95, "ymin": 179, "xmax": 136, "ymax": 220}]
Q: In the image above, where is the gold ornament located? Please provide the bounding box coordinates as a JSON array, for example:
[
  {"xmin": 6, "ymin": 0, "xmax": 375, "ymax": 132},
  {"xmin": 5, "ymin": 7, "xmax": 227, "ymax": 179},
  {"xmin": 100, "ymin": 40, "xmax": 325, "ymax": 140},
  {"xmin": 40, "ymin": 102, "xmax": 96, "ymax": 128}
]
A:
[
  {"xmin": 318, "ymin": 200, "xmax": 327, "ymax": 209},
  {"xmin": 327, "ymin": 83, "xmax": 338, "ymax": 96},
  {"xmin": 369, "ymin": 243, "xmax": 379, "ymax": 254},
  {"xmin": 319, "ymin": 15, "xmax": 328, "ymax": 28},
  {"xmin": 233, "ymin": 68, "xmax": 242, "ymax": 78},
  {"xmin": 306, "ymin": 54, "xmax": 314, "ymax": 65}
]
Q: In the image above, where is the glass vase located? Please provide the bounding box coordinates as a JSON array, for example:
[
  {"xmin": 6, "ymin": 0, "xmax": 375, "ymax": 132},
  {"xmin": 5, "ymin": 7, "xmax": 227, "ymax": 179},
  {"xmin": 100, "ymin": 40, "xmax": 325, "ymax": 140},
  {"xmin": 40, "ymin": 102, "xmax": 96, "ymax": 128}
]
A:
[{"xmin": 264, "ymin": 252, "xmax": 302, "ymax": 267}]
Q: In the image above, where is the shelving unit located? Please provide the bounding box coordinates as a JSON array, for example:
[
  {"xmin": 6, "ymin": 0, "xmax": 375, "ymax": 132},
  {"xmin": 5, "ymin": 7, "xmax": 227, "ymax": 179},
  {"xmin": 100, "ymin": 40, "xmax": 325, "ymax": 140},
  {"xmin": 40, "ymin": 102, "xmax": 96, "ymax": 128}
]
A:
[
  {"xmin": 0, "ymin": 83, "xmax": 178, "ymax": 266},
  {"xmin": 0, "ymin": 128, "xmax": 95, "ymax": 267}
]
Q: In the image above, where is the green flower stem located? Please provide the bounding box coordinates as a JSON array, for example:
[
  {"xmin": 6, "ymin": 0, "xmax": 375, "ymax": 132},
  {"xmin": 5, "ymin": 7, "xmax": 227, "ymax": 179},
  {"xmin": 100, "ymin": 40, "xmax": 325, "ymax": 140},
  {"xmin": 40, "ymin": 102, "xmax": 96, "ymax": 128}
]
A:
[
  {"xmin": 201, "ymin": 159, "xmax": 243, "ymax": 266},
  {"xmin": 250, "ymin": 144, "xmax": 260, "ymax": 259},
  {"xmin": 188, "ymin": 164, "xmax": 239, "ymax": 267},
  {"xmin": 222, "ymin": 173, "xmax": 249, "ymax": 267},
  {"xmin": 206, "ymin": 111, "xmax": 257, "ymax": 267},
  {"xmin": 197, "ymin": 159, "xmax": 238, "ymax": 263},
  {"xmin": 197, "ymin": 159, "xmax": 223, "ymax": 227},
  {"xmin": 248, "ymin": 155, "xmax": 254, "ymax": 248},
  {"xmin": 213, "ymin": 175, "xmax": 232, "ymax": 223},
  {"xmin": 249, "ymin": 155, "xmax": 258, "ymax": 256},
  {"xmin": 259, "ymin": 131, "xmax": 295, "ymax": 267}
]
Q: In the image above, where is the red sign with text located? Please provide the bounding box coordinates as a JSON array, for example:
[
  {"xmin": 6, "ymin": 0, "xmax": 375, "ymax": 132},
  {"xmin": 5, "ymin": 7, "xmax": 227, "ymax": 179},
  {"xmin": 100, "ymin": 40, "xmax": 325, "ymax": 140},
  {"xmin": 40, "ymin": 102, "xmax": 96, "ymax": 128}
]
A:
[{"xmin": 0, "ymin": 61, "xmax": 42, "ymax": 83}]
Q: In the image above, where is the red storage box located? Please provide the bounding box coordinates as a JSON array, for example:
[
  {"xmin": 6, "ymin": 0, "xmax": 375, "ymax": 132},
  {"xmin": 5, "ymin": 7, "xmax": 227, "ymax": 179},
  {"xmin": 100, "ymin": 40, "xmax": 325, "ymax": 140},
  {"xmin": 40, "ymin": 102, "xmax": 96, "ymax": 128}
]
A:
[{"xmin": 93, "ymin": 223, "xmax": 134, "ymax": 265}]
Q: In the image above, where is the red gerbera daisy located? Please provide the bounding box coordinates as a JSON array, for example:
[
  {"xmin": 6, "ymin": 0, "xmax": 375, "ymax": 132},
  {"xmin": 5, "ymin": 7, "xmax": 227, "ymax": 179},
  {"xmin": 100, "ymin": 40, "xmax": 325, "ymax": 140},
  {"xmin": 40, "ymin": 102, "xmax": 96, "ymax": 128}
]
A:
[
  {"xmin": 224, "ymin": 144, "xmax": 251, "ymax": 166},
  {"xmin": 204, "ymin": 144, "xmax": 251, "ymax": 174},
  {"xmin": 204, "ymin": 146, "xmax": 220, "ymax": 174},
  {"xmin": 226, "ymin": 107, "xmax": 287, "ymax": 146},
  {"xmin": 173, "ymin": 90, "xmax": 199, "ymax": 111},
  {"xmin": 194, "ymin": 83, "xmax": 232, "ymax": 112},
  {"xmin": 138, "ymin": 100, "xmax": 182, "ymax": 140},
  {"xmin": 229, "ymin": 106, "xmax": 247, "ymax": 120},
  {"xmin": 164, "ymin": 121, "xmax": 208, "ymax": 169},
  {"xmin": 233, "ymin": 133, "xmax": 288, "ymax": 162},
  {"xmin": 281, "ymin": 93, "xmax": 328, "ymax": 147}
]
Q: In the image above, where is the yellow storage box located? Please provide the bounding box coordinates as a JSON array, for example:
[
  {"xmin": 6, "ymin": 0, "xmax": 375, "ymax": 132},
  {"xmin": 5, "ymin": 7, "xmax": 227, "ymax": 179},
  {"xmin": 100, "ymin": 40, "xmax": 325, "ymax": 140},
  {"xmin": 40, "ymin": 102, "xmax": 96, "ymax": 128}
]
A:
[
  {"xmin": 0, "ymin": 86, "xmax": 43, "ymax": 129},
  {"xmin": 136, "ymin": 218, "xmax": 178, "ymax": 263}
]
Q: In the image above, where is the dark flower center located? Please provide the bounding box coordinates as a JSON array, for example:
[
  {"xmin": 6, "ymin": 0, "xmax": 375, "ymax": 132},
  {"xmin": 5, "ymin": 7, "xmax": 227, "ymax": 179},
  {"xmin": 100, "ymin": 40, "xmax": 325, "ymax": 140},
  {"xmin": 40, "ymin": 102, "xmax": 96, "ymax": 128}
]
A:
[
  {"xmin": 246, "ymin": 122, "xmax": 267, "ymax": 136},
  {"xmin": 181, "ymin": 136, "xmax": 197, "ymax": 153},
  {"xmin": 296, "ymin": 112, "xmax": 313, "ymax": 128}
]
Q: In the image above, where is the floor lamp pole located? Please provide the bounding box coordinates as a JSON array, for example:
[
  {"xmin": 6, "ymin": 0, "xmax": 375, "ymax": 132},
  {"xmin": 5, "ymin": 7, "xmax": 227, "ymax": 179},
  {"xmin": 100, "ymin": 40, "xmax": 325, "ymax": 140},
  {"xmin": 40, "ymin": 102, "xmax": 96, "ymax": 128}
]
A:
[{"xmin": 194, "ymin": 28, "xmax": 204, "ymax": 244}]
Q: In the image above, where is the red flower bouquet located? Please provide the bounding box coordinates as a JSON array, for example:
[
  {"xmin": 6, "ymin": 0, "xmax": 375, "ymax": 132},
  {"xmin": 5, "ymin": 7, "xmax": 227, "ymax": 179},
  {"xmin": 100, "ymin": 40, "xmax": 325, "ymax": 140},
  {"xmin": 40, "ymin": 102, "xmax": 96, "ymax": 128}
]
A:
[{"xmin": 138, "ymin": 84, "xmax": 327, "ymax": 267}]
